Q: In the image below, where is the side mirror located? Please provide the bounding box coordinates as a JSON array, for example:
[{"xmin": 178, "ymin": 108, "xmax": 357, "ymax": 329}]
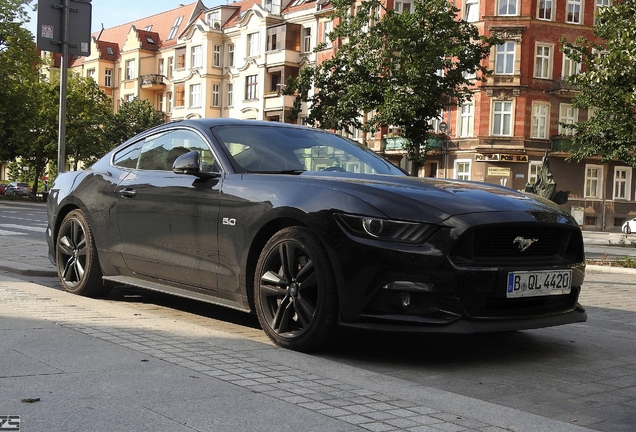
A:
[{"xmin": 172, "ymin": 151, "xmax": 220, "ymax": 179}]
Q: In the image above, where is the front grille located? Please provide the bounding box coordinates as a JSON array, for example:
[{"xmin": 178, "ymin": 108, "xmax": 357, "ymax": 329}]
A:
[{"xmin": 449, "ymin": 223, "xmax": 584, "ymax": 266}]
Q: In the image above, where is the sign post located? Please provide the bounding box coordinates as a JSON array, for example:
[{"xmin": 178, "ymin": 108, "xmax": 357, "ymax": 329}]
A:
[{"xmin": 36, "ymin": 0, "xmax": 92, "ymax": 174}]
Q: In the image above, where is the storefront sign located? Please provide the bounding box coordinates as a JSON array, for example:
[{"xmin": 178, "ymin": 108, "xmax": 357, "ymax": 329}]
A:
[
  {"xmin": 475, "ymin": 153, "xmax": 499, "ymax": 161},
  {"xmin": 487, "ymin": 167, "xmax": 511, "ymax": 176},
  {"xmin": 500, "ymin": 154, "xmax": 529, "ymax": 163}
]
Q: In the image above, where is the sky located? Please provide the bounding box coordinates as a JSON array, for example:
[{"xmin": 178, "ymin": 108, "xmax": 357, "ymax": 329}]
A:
[{"xmin": 25, "ymin": 0, "xmax": 224, "ymax": 36}]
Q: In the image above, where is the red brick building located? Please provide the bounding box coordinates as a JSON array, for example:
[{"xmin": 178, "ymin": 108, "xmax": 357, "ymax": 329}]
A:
[{"xmin": 379, "ymin": 0, "xmax": 629, "ymax": 231}]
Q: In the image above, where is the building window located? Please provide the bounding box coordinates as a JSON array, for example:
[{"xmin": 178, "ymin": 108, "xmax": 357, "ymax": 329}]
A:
[
  {"xmin": 395, "ymin": 1, "xmax": 412, "ymax": 13},
  {"xmin": 528, "ymin": 161, "xmax": 543, "ymax": 185},
  {"xmin": 87, "ymin": 68, "xmax": 95, "ymax": 80},
  {"xmin": 595, "ymin": 0, "xmax": 610, "ymax": 24},
  {"xmin": 498, "ymin": 0, "xmax": 517, "ymax": 16},
  {"xmin": 535, "ymin": 44, "xmax": 552, "ymax": 79},
  {"xmin": 492, "ymin": 101, "xmax": 513, "ymax": 136},
  {"xmin": 614, "ymin": 167, "xmax": 631, "ymax": 200},
  {"xmin": 566, "ymin": 0, "xmax": 582, "ymax": 24},
  {"xmin": 158, "ymin": 93, "xmax": 164, "ymax": 112},
  {"xmin": 190, "ymin": 84, "xmax": 201, "ymax": 107},
  {"xmin": 208, "ymin": 11, "xmax": 221, "ymax": 29},
  {"xmin": 558, "ymin": 103, "xmax": 578, "ymax": 135},
  {"xmin": 167, "ymin": 56, "xmax": 174, "ymax": 77},
  {"xmin": 104, "ymin": 69, "xmax": 113, "ymax": 87},
  {"xmin": 212, "ymin": 84, "xmax": 220, "ymax": 107},
  {"xmin": 176, "ymin": 48, "xmax": 186, "ymax": 69},
  {"xmin": 562, "ymin": 56, "xmax": 581, "ymax": 78},
  {"xmin": 538, "ymin": 0, "xmax": 553, "ymax": 20},
  {"xmin": 465, "ymin": 0, "xmax": 479, "ymax": 22},
  {"xmin": 303, "ymin": 27, "xmax": 312, "ymax": 53},
  {"xmin": 124, "ymin": 94, "xmax": 134, "ymax": 102},
  {"xmin": 175, "ymin": 85, "xmax": 185, "ymax": 107},
  {"xmin": 459, "ymin": 102, "xmax": 474, "ymax": 137},
  {"xmin": 585, "ymin": 164, "xmax": 603, "ymax": 199},
  {"xmin": 245, "ymin": 75, "xmax": 258, "ymax": 100},
  {"xmin": 495, "ymin": 42, "xmax": 515, "ymax": 75},
  {"xmin": 248, "ymin": 32, "xmax": 260, "ymax": 57},
  {"xmin": 191, "ymin": 45, "xmax": 202, "ymax": 68},
  {"xmin": 214, "ymin": 45, "xmax": 221, "ymax": 67},
  {"xmin": 531, "ymin": 103, "xmax": 549, "ymax": 139},
  {"xmin": 167, "ymin": 16, "xmax": 183, "ymax": 40},
  {"xmin": 167, "ymin": 92, "xmax": 173, "ymax": 112},
  {"xmin": 455, "ymin": 159, "xmax": 472, "ymax": 181},
  {"xmin": 267, "ymin": 26, "xmax": 284, "ymax": 51},
  {"xmin": 228, "ymin": 44, "xmax": 235, "ymax": 67},
  {"xmin": 322, "ymin": 21, "xmax": 333, "ymax": 48},
  {"xmin": 159, "ymin": 59, "xmax": 164, "ymax": 75},
  {"xmin": 125, "ymin": 59, "xmax": 136, "ymax": 80},
  {"xmin": 227, "ymin": 83, "xmax": 233, "ymax": 106}
]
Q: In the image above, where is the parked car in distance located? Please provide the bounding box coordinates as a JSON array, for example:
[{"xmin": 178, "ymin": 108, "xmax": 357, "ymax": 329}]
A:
[
  {"xmin": 4, "ymin": 182, "xmax": 32, "ymax": 197},
  {"xmin": 622, "ymin": 218, "xmax": 636, "ymax": 234},
  {"xmin": 46, "ymin": 119, "xmax": 587, "ymax": 352}
]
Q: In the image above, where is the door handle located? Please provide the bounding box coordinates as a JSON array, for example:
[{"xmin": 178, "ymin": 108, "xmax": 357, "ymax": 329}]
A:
[{"xmin": 119, "ymin": 188, "xmax": 137, "ymax": 198}]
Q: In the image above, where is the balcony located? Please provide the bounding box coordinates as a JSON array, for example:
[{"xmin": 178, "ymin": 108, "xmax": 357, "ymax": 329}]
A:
[
  {"xmin": 139, "ymin": 74, "xmax": 165, "ymax": 90},
  {"xmin": 384, "ymin": 136, "xmax": 444, "ymax": 152},
  {"xmin": 550, "ymin": 78, "xmax": 580, "ymax": 95},
  {"xmin": 551, "ymin": 136, "xmax": 576, "ymax": 152}
]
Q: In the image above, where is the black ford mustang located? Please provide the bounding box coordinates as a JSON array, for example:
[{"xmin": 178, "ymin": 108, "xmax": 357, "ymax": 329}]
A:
[{"xmin": 46, "ymin": 119, "xmax": 587, "ymax": 351}]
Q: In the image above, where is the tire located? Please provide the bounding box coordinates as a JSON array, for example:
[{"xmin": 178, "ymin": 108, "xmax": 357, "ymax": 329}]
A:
[
  {"xmin": 624, "ymin": 224, "xmax": 632, "ymax": 235},
  {"xmin": 56, "ymin": 209, "xmax": 110, "ymax": 297},
  {"xmin": 254, "ymin": 227, "xmax": 338, "ymax": 352}
]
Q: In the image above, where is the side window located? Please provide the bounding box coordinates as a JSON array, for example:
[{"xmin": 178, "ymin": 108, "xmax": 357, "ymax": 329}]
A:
[
  {"xmin": 113, "ymin": 142, "xmax": 143, "ymax": 168},
  {"xmin": 130, "ymin": 129, "xmax": 218, "ymax": 172}
]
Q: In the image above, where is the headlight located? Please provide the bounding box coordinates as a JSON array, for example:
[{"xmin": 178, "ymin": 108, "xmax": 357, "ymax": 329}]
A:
[{"xmin": 335, "ymin": 214, "xmax": 436, "ymax": 244}]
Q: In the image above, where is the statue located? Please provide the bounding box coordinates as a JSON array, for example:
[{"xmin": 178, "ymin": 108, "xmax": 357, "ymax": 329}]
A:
[{"xmin": 524, "ymin": 151, "xmax": 569, "ymax": 205}]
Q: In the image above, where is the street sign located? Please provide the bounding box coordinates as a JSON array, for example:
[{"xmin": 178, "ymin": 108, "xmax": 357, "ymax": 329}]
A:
[{"xmin": 36, "ymin": 0, "xmax": 92, "ymax": 57}]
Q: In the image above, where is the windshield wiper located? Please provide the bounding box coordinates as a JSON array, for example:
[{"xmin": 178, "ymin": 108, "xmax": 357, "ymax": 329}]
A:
[{"xmin": 250, "ymin": 169, "xmax": 306, "ymax": 175}]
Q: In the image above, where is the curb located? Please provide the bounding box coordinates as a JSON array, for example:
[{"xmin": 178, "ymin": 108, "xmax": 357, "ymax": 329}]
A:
[{"xmin": 0, "ymin": 265, "xmax": 57, "ymax": 278}]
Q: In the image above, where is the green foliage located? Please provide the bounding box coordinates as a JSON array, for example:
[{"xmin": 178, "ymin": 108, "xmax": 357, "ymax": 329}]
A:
[
  {"xmin": 106, "ymin": 97, "xmax": 165, "ymax": 146},
  {"xmin": 66, "ymin": 74, "xmax": 115, "ymax": 169},
  {"xmin": 285, "ymin": 0, "xmax": 496, "ymax": 174},
  {"xmin": 560, "ymin": 1, "xmax": 636, "ymax": 166},
  {"xmin": 0, "ymin": 0, "xmax": 41, "ymax": 162},
  {"xmin": 614, "ymin": 256, "xmax": 636, "ymax": 268}
]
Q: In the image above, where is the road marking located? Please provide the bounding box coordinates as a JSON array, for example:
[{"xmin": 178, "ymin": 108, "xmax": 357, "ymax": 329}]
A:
[
  {"xmin": 0, "ymin": 229, "xmax": 28, "ymax": 236},
  {"xmin": 0, "ymin": 224, "xmax": 46, "ymax": 233}
]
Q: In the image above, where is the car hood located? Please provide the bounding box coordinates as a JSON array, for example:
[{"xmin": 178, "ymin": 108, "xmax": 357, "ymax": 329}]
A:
[{"xmin": 299, "ymin": 173, "xmax": 573, "ymax": 224}]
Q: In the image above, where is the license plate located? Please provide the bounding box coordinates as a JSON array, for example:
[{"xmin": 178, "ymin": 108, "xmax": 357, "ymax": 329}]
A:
[{"xmin": 506, "ymin": 270, "xmax": 571, "ymax": 298}]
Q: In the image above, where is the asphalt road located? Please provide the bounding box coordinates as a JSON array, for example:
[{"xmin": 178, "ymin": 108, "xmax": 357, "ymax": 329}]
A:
[{"xmin": 1, "ymin": 199, "xmax": 636, "ymax": 431}]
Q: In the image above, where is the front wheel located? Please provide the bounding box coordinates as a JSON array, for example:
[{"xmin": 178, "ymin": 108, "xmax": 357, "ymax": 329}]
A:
[
  {"xmin": 56, "ymin": 209, "xmax": 110, "ymax": 297},
  {"xmin": 254, "ymin": 227, "xmax": 338, "ymax": 352}
]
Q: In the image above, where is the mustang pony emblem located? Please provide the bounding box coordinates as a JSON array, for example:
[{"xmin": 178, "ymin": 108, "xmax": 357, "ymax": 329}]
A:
[{"xmin": 513, "ymin": 236, "xmax": 538, "ymax": 252}]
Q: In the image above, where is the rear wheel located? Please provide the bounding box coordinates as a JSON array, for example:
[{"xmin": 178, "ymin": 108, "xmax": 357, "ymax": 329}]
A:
[
  {"xmin": 56, "ymin": 209, "xmax": 110, "ymax": 297},
  {"xmin": 254, "ymin": 227, "xmax": 338, "ymax": 352}
]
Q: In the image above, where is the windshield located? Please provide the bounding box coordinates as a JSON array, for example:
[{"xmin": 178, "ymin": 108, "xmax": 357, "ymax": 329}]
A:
[{"xmin": 212, "ymin": 125, "xmax": 405, "ymax": 176}]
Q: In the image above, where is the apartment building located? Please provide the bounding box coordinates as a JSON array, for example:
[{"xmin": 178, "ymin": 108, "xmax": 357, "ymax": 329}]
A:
[
  {"xmin": 64, "ymin": 0, "xmax": 632, "ymax": 231},
  {"xmin": 411, "ymin": 0, "xmax": 630, "ymax": 231}
]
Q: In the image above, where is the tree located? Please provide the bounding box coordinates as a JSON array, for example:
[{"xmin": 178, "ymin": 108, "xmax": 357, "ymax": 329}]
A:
[
  {"xmin": 65, "ymin": 74, "xmax": 115, "ymax": 170},
  {"xmin": 560, "ymin": 1, "xmax": 636, "ymax": 166},
  {"xmin": 106, "ymin": 97, "xmax": 165, "ymax": 146},
  {"xmin": 0, "ymin": 0, "xmax": 41, "ymax": 162},
  {"xmin": 285, "ymin": 0, "xmax": 496, "ymax": 174}
]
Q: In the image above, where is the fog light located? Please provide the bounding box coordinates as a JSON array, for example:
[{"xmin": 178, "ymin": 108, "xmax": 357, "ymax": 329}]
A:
[{"xmin": 401, "ymin": 292, "xmax": 411, "ymax": 308}]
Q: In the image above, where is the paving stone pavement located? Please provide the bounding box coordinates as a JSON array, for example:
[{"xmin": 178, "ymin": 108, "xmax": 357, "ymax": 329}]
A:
[{"xmin": 0, "ymin": 276, "xmax": 595, "ymax": 432}]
